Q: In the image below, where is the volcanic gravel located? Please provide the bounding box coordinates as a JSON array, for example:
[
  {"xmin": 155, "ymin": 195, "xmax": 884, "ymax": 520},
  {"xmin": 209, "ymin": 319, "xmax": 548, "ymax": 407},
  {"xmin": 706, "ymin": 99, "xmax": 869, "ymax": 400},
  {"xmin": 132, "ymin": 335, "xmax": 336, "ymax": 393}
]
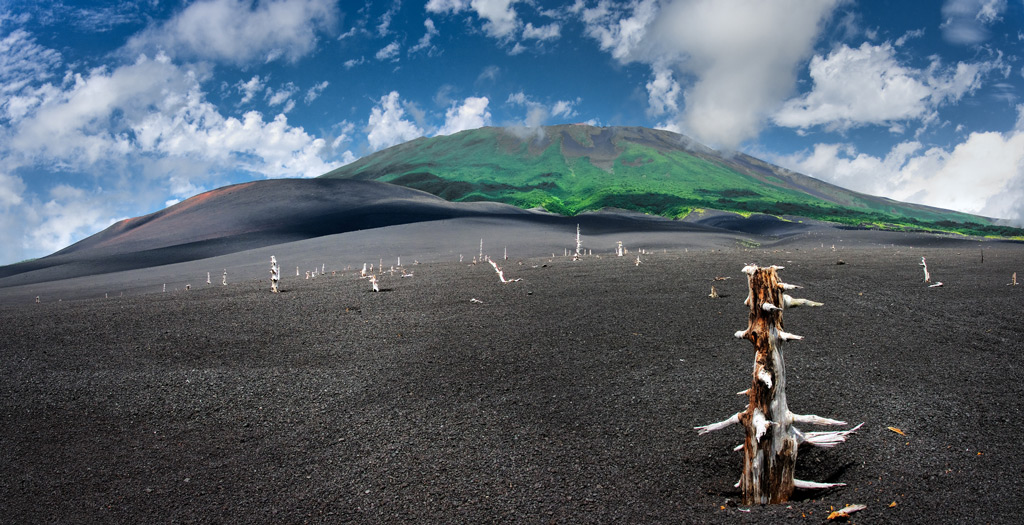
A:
[{"xmin": 2, "ymin": 239, "xmax": 1023, "ymax": 523}]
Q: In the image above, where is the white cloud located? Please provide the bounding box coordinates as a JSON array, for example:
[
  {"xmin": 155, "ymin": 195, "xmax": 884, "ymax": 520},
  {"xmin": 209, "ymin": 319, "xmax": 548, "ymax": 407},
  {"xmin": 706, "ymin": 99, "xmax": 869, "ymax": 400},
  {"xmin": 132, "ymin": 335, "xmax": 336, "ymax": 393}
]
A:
[
  {"xmin": 344, "ymin": 57, "xmax": 366, "ymax": 69},
  {"xmin": 774, "ymin": 42, "xmax": 996, "ymax": 132},
  {"xmin": 645, "ymin": 64, "xmax": 680, "ymax": 117},
  {"xmin": 772, "ymin": 105, "xmax": 1024, "ymax": 224},
  {"xmin": 266, "ymin": 82, "xmax": 298, "ymax": 112},
  {"xmin": 126, "ymin": 0, "xmax": 339, "ymax": 65},
  {"xmin": 436, "ymin": 96, "xmax": 492, "ymax": 135},
  {"xmin": 477, "ymin": 65, "xmax": 500, "ymax": 84},
  {"xmin": 0, "ymin": 172, "xmax": 25, "ymax": 209},
  {"xmin": 551, "ymin": 98, "xmax": 579, "ymax": 119},
  {"xmin": 29, "ymin": 184, "xmax": 121, "ymax": 257},
  {"xmin": 236, "ymin": 75, "xmax": 264, "ymax": 105},
  {"xmin": 579, "ymin": 0, "xmax": 841, "ymax": 150},
  {"xmin": 426, "ymin": 0, "xmax": 470, "ymax": 13},
  {"xmin": 376, "ymin": 41, "xmax": 401, "ymax": 61},
  {"xmin": 523, "ymin": 22, "xmax": 560, "ymax": 41},
  {"xmin": 941, "ymin": 0, "xmax": 1007, "ymax": 44},
  {"xmin": 428, "ymin": 0, "xmax": 521, "ymax": 41},
  {"xmin": 469, "ymin": 0, "xmax": 520, "ymax": 40},
  {"xmin": 377, "ymin": 1, "xmax": 400, "ymax": 37},
  {"xmin": 366, "ymin": 91, "xmax": 425, "ymax": 150},
  {"xmin": 505, "ymin": 91, "xmax": 579, "ymax": 132},
  {"xmin": 580, "ymin": 0, "xmax": 659, "ymax": 62},
  {"xmin": 305, "ymin": 80, "xmax": 329, "ymax": 104},
  {"xmin": 410, "ymin": 18, "xmax": 440, "ymax": 54}
]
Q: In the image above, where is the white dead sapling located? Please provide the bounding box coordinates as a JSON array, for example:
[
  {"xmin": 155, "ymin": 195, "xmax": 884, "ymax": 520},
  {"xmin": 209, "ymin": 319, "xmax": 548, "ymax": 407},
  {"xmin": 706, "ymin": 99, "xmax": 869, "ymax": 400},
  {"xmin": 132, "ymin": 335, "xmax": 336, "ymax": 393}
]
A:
[
  {"xmin": 370, "ymin": 275, "xmax": 379, "ymax": 292},
  {"xmin": 921, "ymin": 256, "xmax": 943, "ymax": 287},
  {"xmin": 488, "ymin": 258, "xmax": 521, "ymax": 283},
  {"xmin": 270, "ymin": 256, "xmax": 280, "ymax": 293},
  {"xmin": 696, "ymin": 264, "xmax": 860, "ymax": 505},
  {"xmin": 1011, "ymin": 272, "xmax": 1018, "ymax": 286},
  {"xmin": 361, "ymin": 263, "xmax": 368, "ymax": 278},
  {"xmin": 222, "ymin": 269, "xmax": 227, "ymax": 286},
  {"xmin": 617, "ymin": 241, "xmax": 624, "ymax": 257},
  {"xmin": 206, "ymin": 272, "xmax": 211, "ymax": 285},
  {"xmin": 573, "ymin": 224, "xmax": 582, "ymax": 260}
]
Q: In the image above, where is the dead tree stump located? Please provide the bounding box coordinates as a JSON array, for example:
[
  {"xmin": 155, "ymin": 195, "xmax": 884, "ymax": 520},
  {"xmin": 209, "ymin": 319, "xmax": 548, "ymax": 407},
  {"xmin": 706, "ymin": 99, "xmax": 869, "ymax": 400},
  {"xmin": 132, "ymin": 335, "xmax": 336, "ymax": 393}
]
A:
[{"xmin": 696, "ymin": 264, "xmax": 861, "ymax": 505}]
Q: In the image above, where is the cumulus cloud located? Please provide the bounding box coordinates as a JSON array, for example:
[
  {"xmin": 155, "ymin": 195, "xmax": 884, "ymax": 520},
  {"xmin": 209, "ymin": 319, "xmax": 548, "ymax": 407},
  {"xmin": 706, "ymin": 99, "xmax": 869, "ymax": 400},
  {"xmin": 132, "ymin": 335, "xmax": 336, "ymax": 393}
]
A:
[
  {"xmin": 436, "ymin": 96, "xmax": 492, "ymax": 135},
  {"xmin": 579, "ymin": 0, "xmax": 841, "ymax": 150},
  {"xmin": 772, "ymin": 105, "xmax": 1024, "ymax": 224},
  {"xmin": 773, "ymin": 42, "xmax": 990, "ymax": 131},
  {"xmin": 366, "ymin": 91, "xmax": 425, "ymax": 150},
  {"xmin": 126, "ymin": 0, "xmax": 339, "ymax": 65},
  {"xmin": 941, "ymin": 0, "xmax": 1007, "ymax": 44}
]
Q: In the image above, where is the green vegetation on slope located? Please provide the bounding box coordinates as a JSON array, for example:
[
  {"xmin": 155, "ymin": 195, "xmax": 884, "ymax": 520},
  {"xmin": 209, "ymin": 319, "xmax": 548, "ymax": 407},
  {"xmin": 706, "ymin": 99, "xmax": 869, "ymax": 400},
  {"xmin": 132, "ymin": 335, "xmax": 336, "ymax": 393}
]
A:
[{"xmin": 322, "ymin": 125, "xmax": 1022, "ymax": 239}]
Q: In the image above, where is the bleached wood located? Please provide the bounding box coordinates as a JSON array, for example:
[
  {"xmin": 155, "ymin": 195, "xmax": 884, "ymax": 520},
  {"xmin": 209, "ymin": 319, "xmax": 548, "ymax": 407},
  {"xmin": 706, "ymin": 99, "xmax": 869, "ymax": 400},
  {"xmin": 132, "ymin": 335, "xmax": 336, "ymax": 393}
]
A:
[
  {"xmin": 697, "ymin": 265, "xmax": 859, "ymax": 505},
  {"xmin": 783, "ymin": 295, "xmax": 823, "ymax": 308},
  {"xmin": 793, "ymin": 479, "xmax": 845, "ymax": 490},
  {"xmin": 797, "ymin": 423, "xmax": 863, "ymax": 448},
  {"xmin": 789, "ymin": 413, "xmax": 847, "ymax": 426},
  {"xmin": 695, "ymin": 412, "xmax": 741, "ymax": 435}
]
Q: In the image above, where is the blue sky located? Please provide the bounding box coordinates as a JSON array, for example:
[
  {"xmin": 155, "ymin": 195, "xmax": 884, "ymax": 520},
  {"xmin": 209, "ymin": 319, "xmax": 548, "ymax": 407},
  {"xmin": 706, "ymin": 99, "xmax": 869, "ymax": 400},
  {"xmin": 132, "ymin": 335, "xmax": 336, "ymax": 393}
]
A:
[{"xmin": 1, "ymin": 0, "xmax": 1022, "ymax": 265}]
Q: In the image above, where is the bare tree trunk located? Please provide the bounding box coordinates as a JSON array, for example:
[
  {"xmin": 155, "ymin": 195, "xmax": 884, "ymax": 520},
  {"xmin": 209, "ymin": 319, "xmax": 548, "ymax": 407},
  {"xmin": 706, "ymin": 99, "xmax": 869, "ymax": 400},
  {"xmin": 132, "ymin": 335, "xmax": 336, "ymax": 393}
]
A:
[{"xmin": 696, "ymin": 264, "xmax": 859, "ymax": 505}]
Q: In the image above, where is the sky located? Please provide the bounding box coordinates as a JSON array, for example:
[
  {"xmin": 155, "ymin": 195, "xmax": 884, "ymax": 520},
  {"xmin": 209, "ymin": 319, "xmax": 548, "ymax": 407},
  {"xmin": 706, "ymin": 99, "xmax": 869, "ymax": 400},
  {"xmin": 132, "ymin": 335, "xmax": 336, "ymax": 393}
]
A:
[{"xmin": 1, "ymin": 0, "xmax": 1022, "ymax": 265}]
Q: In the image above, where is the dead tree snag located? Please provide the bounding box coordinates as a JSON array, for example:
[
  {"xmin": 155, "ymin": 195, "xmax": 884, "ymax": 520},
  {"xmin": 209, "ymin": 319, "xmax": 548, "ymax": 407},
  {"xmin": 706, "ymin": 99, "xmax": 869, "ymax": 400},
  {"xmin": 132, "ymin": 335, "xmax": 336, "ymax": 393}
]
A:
[{"xmin": 696, "ymin": 264, "xmax": 860, "ymax": 505}]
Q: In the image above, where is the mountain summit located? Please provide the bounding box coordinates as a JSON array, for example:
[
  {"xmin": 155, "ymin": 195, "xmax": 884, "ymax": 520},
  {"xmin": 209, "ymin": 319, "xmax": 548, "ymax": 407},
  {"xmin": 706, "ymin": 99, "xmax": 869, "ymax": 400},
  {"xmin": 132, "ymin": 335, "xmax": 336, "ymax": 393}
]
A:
[{"xmin": 323, "ymin": 124, "xmax": 1004, "ymax": 235}]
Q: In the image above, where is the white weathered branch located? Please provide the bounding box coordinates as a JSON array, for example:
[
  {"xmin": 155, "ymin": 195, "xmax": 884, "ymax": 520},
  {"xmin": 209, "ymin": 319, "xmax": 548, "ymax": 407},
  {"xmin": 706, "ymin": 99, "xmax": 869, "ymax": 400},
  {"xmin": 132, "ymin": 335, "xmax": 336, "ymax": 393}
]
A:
[
  {"xmin": 783, "ymin": 295, "xmax": 823, "ymax": 308},
  {"xmin": 777, "ymin": 281, "xmax": 801, "ymax": 290},
  {"xmin": 789, "ymin": 413, "xmax": 847, "ymax": 426},
  {"xmin": 778, "ymin": 330, "xmax": 803, "ymax": 341},
  {"xmin": 695, "ymin": 412, "xmax": 741, "ymax": 435},
  {"xmin": 797, "ymin": 423, "xmax": 864, "ymax": 448},
  {"xmin": 762, "ymin": 302, "xmax": 783, "ymax": 313},
  {"xmin": 793, "ymin": 479, "xmax": 845, "ymax": 490}
]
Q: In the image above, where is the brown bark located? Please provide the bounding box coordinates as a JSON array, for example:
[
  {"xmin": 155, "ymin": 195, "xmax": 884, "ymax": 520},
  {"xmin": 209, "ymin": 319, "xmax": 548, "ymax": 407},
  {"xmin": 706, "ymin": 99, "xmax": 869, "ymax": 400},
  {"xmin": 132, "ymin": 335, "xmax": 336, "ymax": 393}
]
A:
[
  {"xmin": 736, "ymin": 266, "xmax": 795, "ymax": 504},
  {"xmin": 696, "ymin": 264, "xmax": 858, "ymax": 505}
]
